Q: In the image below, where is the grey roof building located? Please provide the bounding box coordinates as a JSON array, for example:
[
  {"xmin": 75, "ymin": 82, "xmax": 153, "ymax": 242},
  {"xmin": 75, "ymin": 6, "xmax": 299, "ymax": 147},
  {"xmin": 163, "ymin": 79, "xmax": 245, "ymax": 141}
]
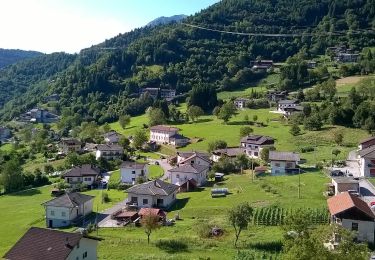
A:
[
  {"xmin": 126, "ymin": 179, "xmax": 178, "ymax": 196},
  {"xmin": 3, "ymin": 227, "xmax": 100, "ymax": 260},
  {"xmin": 42, "ymin": 192, "xmax": 95, "ymax": 208},
  {"xmin": 240, "ymin": 135, "xmax": 275, "ymax": 146},
  {"xmin": 63, "ymin": 164, "xmax": 101, "ymax": 178},
  {"xmin": 269, "ymin": 151, "xmax": 300, "ymax": 162}
]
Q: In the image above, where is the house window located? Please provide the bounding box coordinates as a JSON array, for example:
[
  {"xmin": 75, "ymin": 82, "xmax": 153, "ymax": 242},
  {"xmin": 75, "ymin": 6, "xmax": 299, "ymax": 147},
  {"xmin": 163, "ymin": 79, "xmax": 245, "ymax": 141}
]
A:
[
  {"xmin": 132, "ymin": 178, "xmax": 135, "ymax": 182},
  {"xmin": 176, "ymin": 174, "xmax": 180, "ymax": 179},
  {"xmin": 132, "ymin": 171, "xmax": 136, "ymax": 174},
  {"xmin": 131, "ymin": 197, "xmax": 138, "ymax": 203},
  {"xmin": 141, "ymin": 170, "xmax": 144, "ymax": 176},
  {"xmin": 61, "ymin": 212, "xmax": 66, "ymax": 217},
  {"xmin": 255, "ymin": 146, "xmax": 258, "ymax": 149},
  {"xmin": 352, "ymin": 222, "xmax": 358, "ymax": 231},
  {"xmin": 50, "ymin": 210, "xmax": 55, "ymax": 216},
  {"xmin": 143, "ymin": 199, "xmax": 148, "ymax": 205},
  {"xmin": 275, "ymin": 163, "xmax": 280, "ymax": 167},
  {"xmin": 254, "ymin": 152, "xmax": 258, "ymax": 156},
  {"xmin": 83, "ymin": 252, "xmax": 87, "ymax": 259}
]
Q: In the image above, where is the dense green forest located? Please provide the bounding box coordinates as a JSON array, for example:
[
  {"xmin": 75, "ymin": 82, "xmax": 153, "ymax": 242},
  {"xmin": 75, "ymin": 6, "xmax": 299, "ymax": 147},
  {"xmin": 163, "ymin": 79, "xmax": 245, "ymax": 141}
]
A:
[
  {"xmin": 0, "ymin": 0, "xmax": 374, "ymax": 123},
  {"xmin": 0, "ymin": 49, "xmax": 42, "ymax": 69}
]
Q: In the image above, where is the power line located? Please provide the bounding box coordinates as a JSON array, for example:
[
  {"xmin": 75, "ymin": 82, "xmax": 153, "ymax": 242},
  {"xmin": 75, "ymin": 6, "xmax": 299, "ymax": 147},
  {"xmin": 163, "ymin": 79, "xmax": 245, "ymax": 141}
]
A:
[{"xmin": 182, "ymin": 22, "xmax": 375, "ymax": 38}]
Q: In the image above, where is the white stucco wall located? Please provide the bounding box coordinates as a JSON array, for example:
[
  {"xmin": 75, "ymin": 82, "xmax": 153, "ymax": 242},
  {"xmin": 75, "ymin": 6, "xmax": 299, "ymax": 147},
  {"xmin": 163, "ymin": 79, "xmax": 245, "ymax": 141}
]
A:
[
  {"xmin": 150, "ymin": 130, "xmax": 178, "ymax": 143},
  {"xmin": 170, "ymin": 169, "xmax": 208, "ymax": 186},
  {"xmin": 120, "ymin": 167, "xmax": 148, "ymax": 184},
  {"xmin": 342, "ymin": 218, "xmax": 375, "ymax": 243},
  {"xmin": 127, "ymin": 191, "xmax": 176, "ymax": 208},
  {"xmin": 180, "ymin": 157, "xmax": 210, "ymax": 167},
  {"xmin": 66, "ymin": 238, "xmax": 98, "ymax": 260}
]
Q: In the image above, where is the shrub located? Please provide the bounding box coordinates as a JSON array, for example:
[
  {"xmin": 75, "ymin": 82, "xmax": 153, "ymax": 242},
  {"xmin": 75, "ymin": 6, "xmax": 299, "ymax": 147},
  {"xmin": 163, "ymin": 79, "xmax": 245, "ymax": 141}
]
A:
[
  {"xmin": 300, "ymin": 146, "xmax": 315, "ymax": 153},
  {"xmin": 196, "ymin": 222, "xmax": 212, "ymax": 238},
  {"xmin": 102, "ymin": 192, "xmax": 110, "ymax": 203}
]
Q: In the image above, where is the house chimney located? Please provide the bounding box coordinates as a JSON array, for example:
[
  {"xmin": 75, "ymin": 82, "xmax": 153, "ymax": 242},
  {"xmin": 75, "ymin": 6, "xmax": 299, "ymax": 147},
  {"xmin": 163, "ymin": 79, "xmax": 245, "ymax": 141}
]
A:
[{"xmin": 65, "ymin": 237, "xmax": 70, "ymax": 248}]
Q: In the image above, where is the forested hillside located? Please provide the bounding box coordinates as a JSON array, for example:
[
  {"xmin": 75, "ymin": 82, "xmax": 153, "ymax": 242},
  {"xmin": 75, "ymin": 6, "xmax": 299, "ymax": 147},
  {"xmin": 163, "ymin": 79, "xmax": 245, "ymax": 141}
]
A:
[
  {"xmin": 146, "ymin": 15, "xmax": 187, "ymax": 27},
  {"xmin": 0, "ymin": 0, "xmax": 374, "ymax": 122},
  {"xmin": 0, "ymin": 49, "xmax": 42, "ymax": 69}
]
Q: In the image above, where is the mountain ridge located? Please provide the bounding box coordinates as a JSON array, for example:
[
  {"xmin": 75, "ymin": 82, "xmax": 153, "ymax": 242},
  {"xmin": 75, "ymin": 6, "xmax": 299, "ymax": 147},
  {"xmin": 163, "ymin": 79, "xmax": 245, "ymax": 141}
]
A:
[
  {"xmin": 0, "ymin": 0, "xmax": 374, "ymax": 123},
  {"xmin": 0, "ymin": 49, "xmax": 43, "ymax": 69},
  {"xmin": 146, "ymin": 14, "xmax": 188, "ymax": 27}
]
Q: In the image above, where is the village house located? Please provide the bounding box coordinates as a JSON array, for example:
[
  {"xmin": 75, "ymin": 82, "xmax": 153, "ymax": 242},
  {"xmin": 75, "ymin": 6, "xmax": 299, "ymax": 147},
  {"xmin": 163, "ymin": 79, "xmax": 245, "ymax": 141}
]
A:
[
  {"xmin": 103, "ymin": 130, "xmax": 123, "ymax": 144},
  {"xmin": 327, "ymin": 192, "xmax": 375, "ymax": 243},
  {"xmin": 19, "ymin": 108, "xmax": 59, "ymax": 123},
  {"xmin": 169, "ymin": 133, "xmax": 190, "ymax": 147},
  {"xmin": 234, "ymin": 98, "xmax": 249, "ymax": 109},
  {"xmin": 330, "ymin": 177, "xmax": 360, "ymax": 196},
  {"xmin": 3, "ymin": 227, "xmax": 100, "ymax": 260},
  {"xmin": 240, "ymin": 134, "xmax": 275, "ymax": 158},
  {"xmin": 335, "ymin": 53, "xmax": 359, "ymax": 63},
  {"xmin": 95, "ymin": 144, "xmax": 123, "ymax": 160},
  {"xmin": 211, "ymin": 147, "xmax": 246, "ymax": 162},
  {"xmin": 150, "ymin": 125, "xmax": 188, "ymax": 146},
  {"xmin": 266, "ymin": 90, "xmax": 288, "ymax": 102},
  {"xmin": 63, "ymin": 164, "xmax": 101, "ymax": 188},
  {"xmin": 307, "ymin": 60, "xmax": 317, "ymax": 68},
  {"xmin": 42, "ymin": 192, "xmax": 95, "ymax": 228},
  {"xmin": 125, "ymin": 179, "xmax": 178, "ymax": 209},
  {"xmin": 358, "ymin": 145, "xmax": 375, "ymax": 177},
  {"xmin": 358, "ymin": 136, "xmax": 375, "ymax": 150},
  {"xmin": 177, "ymin": 151, "xmax": 211, "ymax": 166},
  {"xmin": 59, "ymin": 138, "xmax": 82, "ymax": 154},
  {"xmin": 140, "ymin": 88, "xmax": 176, "ymax": 101},
  {"xmin": 269, "ymin": 151, "xmax": 300, "ymax": 174},
  {"xmin": 277, "ymin": 100, "xmax": 303, "ymax": 117},
  {"xmin": 169, "ymin": 163, "xmax": 209, "ymax": 187},
  {"xmin": 120, "ymin": 161, "xmax": 148, "ymax": 184}
]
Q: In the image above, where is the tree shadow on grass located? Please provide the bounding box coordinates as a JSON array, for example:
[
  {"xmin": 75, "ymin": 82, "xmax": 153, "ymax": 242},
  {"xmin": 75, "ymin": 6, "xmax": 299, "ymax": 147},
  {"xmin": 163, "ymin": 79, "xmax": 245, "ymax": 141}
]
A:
[
  {"xmin": 246, "ymin": 241, "xmax": 283, "ymax": 253},
  {"xmin": 8, "ymin": 188, "xmax": 42, "ymax": 196},
  {"xmin": 155, "ymin": 239, "xmax": 189, "ymax": 253},
  {"xmin": 169, "ymin": 198, "xmax": 189, "ymax": 211}
]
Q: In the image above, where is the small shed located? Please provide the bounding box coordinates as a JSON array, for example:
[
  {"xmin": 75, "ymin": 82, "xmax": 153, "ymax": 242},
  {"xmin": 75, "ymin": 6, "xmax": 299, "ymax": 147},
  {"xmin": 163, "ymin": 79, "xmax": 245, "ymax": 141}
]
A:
[
  {"xmin": 139, "ymin": 208, "xmax": 166, "ymax": 221},
  {"xmin": 179, "ymin": 178, "xmax": 197, "ymax": 192},
  {"xmin": 211, "ymin": 188, "xmax": 229, "ymax": 198},
  {"xmin": 113, "ymin": 210, "xmax": 139, "ymax": 222},
  {"xmin": 254, "ymin": 166, "xmax": 268, "ymax": 175}
]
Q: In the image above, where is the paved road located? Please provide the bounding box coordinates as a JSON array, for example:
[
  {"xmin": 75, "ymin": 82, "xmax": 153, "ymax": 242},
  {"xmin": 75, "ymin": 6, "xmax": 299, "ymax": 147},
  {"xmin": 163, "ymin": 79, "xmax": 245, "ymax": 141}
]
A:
[{"xmin": 359, "ymin": 179, "xmax": 375, "ymax": 204}]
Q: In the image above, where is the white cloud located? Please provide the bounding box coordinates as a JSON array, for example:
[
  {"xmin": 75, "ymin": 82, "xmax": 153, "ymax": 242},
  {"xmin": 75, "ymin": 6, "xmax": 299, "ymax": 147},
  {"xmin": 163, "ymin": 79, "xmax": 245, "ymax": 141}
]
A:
[{"xmin": 0, "ymin": 0, "xmax": 133, "ymax": 53}]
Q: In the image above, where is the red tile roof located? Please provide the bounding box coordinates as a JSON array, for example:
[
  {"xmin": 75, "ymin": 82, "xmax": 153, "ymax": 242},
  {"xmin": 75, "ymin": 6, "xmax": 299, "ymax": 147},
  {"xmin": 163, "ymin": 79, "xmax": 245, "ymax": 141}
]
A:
[
  {"xmin": 139, "ymin": 208, "xmax": 166, "ymax": 217},
  {"xmin": 327, "ymin": 192, "xmax": 375, "ymax": 219}
]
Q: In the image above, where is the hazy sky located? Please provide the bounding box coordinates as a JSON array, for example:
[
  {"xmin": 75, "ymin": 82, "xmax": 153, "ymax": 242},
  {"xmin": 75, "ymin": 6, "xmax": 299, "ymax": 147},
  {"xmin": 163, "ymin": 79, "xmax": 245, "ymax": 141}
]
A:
[{"xmin": 0, "ymin": 0, "xmax": 219, "ymax": 54}]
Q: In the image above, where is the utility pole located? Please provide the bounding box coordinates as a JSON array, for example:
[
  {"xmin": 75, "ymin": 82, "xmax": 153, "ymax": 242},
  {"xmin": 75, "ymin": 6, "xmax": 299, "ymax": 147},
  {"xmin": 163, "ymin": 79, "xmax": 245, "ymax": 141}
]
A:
[{"xmin": 298, "ymin": 168, "xmax": 301, "ymax": 199}]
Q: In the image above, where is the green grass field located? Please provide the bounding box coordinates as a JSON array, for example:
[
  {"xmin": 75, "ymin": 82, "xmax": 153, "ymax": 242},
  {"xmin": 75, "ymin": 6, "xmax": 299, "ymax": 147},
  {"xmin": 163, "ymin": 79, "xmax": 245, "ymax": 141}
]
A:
[
  {"xmin": 149, "ymin": 165, "xmax": 164, "ymax": 179},
  {"xmin": 111, "ymin": 107, "xmax": 369, "ymax": 165},
  {"xmin": 0, "ymin": 172, "xmax": 327, "ymax": 258},
  {"xmin": 96, "ymin": 172, "xmax": 327, "ymax": 259}
]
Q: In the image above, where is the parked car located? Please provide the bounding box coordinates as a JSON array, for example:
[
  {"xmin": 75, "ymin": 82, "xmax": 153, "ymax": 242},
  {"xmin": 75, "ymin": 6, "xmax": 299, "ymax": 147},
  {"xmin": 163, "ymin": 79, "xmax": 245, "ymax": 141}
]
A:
[
  {"xmin": 330, "ymin": 170, "xmax": 344, "ymax": 177},
  {"xmin": 155, "ymin": 161, "xmax": 160, "ymax": 165},
  {"xmin": 370, "ymin": 201, "xmax": 375, "ymax": 207}
]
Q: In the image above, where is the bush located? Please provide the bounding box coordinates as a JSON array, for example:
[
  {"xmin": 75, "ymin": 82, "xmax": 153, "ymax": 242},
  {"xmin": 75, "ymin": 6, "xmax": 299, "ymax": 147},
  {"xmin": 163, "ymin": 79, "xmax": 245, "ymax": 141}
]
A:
[
  {"xmin": 315, "ymin": 162, "xmax": 324, "ymax": 170},
  {"xmin": 196, "ymin": 222, "xmax": 212, "ymax": 238},
  {"xmin": 155, "ymin": 239, "xmax": 188, "ymax": 253},
  {"xmin": 102, "ymin": 192, "xmax": 110, "ymax": 203},
  {"xmin": 300, "ymin": 146, "xmax": 315, "ymax": 153}
]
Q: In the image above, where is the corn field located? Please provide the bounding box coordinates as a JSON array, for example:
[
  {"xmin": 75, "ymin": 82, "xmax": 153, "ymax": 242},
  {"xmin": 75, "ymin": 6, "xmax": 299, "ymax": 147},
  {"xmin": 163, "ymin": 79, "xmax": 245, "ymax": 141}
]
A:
[{"xmin": 252, "ymin": 207, "xmax": 330, "ymax": 226}]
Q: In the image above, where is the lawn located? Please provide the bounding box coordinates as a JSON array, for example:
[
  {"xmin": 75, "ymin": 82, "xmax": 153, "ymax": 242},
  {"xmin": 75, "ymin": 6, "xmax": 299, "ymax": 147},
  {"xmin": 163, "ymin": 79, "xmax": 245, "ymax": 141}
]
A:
[
  {"xmin": 95, "ymin": 172, "xmax": 327, "ymax": 259},
  {"xmin": 0, "ymin": 170, "xmax": 328, "ymax": 258},
  {"xmin": 110, "ymin": 107, "xmax": 369, "ymax": 165},
  {"xmin": 149, "ymin": 164, "xmax": 164, "ymax": 179},
  {"xmin": 0, "ymin": 143, "xmax": 13, "ymax": 152},
  {"xmin": 0, "ymin": 186, "xmax": 54, "ymax": 255}
]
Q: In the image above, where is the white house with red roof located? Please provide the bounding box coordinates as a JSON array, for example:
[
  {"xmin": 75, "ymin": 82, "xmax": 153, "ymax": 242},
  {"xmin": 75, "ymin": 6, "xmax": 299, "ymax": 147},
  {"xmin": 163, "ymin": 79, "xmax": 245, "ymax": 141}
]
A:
[{"xmin": 327, "ymin": 192, "xmax": 375, "ymax": 243}]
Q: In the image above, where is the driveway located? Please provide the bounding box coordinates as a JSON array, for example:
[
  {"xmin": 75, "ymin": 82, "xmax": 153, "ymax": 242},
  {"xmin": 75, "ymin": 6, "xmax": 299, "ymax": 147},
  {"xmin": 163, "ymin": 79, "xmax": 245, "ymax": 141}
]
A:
[
  {"xmin": 97, "ymin": 199, "xmax": 128, "ymax": 227},
  {"xmin": 359, "ymin": 179, "xmax": 375, "ymax": 204},
  {"xmin": 147, "ymin": 158, "xmax": 173, "ymax": 181}
]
